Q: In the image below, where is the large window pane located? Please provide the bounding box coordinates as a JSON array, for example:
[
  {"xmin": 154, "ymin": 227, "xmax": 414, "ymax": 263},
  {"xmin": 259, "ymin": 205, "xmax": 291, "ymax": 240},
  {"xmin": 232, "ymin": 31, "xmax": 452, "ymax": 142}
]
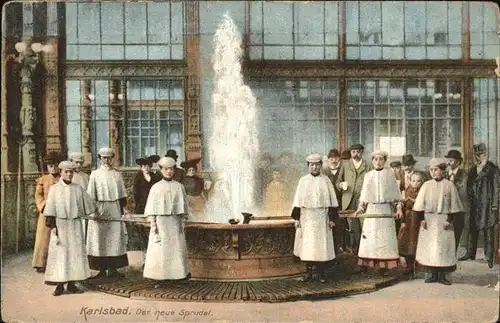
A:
[
  {"xmin": 66, "ymin": 2, "xmax": 184, "ymax": 60},
  {"xmin": 473, "ymin": 78, "xmax": 500, "ymax": 163},
  {"xmin": 347, "ymin": 79, "xmax": 462, "ymax": 161},
  {"xmin": 250, "ymin": 1, "xmax": 339, "ymax": 60},
  {"xmin": 246, "ymin": 79, "xmax": 339, "ymax": 169},
  {"xmin": 101, "ymin": 3, "xmax": 124, "ymax": 44},
  {"xmin": 470, "ymin": 3, "xmax": 500, "ymax": 59}
]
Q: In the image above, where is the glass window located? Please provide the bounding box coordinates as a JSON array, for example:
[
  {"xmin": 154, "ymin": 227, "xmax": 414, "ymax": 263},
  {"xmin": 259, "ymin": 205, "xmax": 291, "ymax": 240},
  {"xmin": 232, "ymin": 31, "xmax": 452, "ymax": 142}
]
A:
[
  {"xmin": 470, "ymin": 2, "xmax": 500, "ymax": 59},
  {"xmin": 246, "ymin": 79, "xmax": 339, "ymax": 169},
  {"xmin": 347, "ymin": 79, "xmax": 462, "ymax": 163},
  {"xmin": 249, "ymin": 1, "xmax": 339, "ymax": 60},
  {"xmin": 347, "ymin": 1, "xmax": 463, "ymax": 60},
  {"xmin": 473, "ymin": 78, "xmax": 500, "ymax": 162},
  {"xmin": 65, "ymin": 2, "xmax": 184, "ymax": 60},
  {"xmin": 65, "ymin": 79, "xmax": 185, "ymax": 168}
]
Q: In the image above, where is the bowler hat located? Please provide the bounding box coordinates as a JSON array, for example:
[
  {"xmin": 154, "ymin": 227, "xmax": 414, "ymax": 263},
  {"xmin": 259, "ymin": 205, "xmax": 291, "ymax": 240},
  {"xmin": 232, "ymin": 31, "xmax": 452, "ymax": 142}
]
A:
[
  {"xmin": 165, "ymin": 149, "xmax": 179, "ymax": 160},
  {"xmin": 349, "ymin": 143, "xmax": 365, "ymax": 151},
  {"xmin": 148, "ymin": 155, "xmax": 160, "ymax": 163},
  {"xmin": 327, "ymin": 149, "xmax": 341, "ymax": 158},
  {"xmin": 402, "ymin": 154, "xmax": 417, "ymax": 166},
  {"xmin": 445, "ymin": 149, "xmax": 463, "ymax": 160},
  {"xmin": 473, "ymin": 143, "xmax": 487, "ymax": 155},
  {"xmin": 135, "ymin": 157, "xmax": 152, "ymax": 166},
  {"xmin": 180, "ymin": 157, "xmax": 202, "ymax": 170}
]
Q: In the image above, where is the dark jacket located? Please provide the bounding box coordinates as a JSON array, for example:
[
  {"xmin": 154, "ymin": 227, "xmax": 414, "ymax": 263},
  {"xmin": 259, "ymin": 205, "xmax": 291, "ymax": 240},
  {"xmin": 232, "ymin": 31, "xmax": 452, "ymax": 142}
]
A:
[
  {"xmin": 133, "ymin": 171, "xmax": 162, "ymax": 214},
  {"xmin": 323, "ymin": 167, "xmax": 343, "ymax": 209},
  {"xmin": 466, "ymin": 161, "xmax": 500, "ymax": 230}
]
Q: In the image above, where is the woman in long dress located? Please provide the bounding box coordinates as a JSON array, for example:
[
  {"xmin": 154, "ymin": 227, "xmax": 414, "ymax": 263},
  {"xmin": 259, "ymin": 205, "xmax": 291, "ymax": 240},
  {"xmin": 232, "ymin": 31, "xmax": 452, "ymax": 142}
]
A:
[
  {"xmin": 131, "ymin": 157, "xmax": 161, "ymax": 252},
  {"xmin": 354, "ymin": 151, "xmax": 403, "ymax": 276},
  {"xmin": 180, "ymin": 158, "xmax": 211, "ymax": 222}
]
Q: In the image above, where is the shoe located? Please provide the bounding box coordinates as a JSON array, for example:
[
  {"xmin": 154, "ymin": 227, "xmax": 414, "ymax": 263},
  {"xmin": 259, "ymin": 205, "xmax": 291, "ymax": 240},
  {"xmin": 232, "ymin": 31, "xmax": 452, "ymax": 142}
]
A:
[
  {"xmin": 439, "ymin": 274, "xmax": 452, "ymax": 286},
  {"xmin": 35, "ymin": 267, "xmax": 45, "ymax": 273},
  {"xmin": 425, "ymin": 274, "xmax": 438, "ymax": 283},
  {"xmin": 458, "ymin": 254, "xmax": 475, "ymax": 261},
  {"xmin": 318, "ymin": 273, "xmax": 327, "ymax": 283},
  {"xmin": 90, "ymin": 271, "xmax": 107, "ymax": 279},
  {"xmin": 52, "ymin": 285, "xmax": 64, "ymax": 296},
  {"xmin": 488, "ymin": 259, "xmax": 494, "ymax": 268},
  {"xmin": 107, "ymin": 270, "xmax": 125, "ymax": 278},
  {"xmin": 67, "ymin": 283, "xmax": 84, "ymax": 294}
]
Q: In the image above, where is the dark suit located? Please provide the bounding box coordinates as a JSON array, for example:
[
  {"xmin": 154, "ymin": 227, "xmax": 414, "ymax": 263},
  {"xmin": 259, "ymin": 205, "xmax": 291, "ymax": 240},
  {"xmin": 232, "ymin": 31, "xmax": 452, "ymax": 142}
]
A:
[
  {"xmin": 323, "ymin": 166, "xmax": 345, "ymax": 252},
  {"xmin": 465, "ymin": 161, "xmax": 500, "ymax": 263},
  {"xmin": 446, "ymin": 168, "xmax": 469, "ymax": 252},
  {"xmin": 335, "ymin": 159, "xmax": 373, "ymax": 251}
]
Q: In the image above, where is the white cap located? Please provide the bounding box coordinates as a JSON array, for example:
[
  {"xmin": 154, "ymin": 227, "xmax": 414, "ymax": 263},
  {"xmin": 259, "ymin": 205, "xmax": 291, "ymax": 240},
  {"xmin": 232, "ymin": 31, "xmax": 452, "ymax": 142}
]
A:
[
  {"xmin": 428, "ymin": 158, "xmax": 447, "ymax": 168},
  {"xmin": 158, "ymin": 157, "xmax": 176, "ymax": 168},
  {"xmin": 98, "ymin": 147, "xmax": 114, "ymax": 157},
  {"xmin": 306, "ymin": 153, "xmax": 323, "ymax": 163},
  {"xmin": 371, "ymin": 150, "xmax": 388, "ymax": 159},
  {"xmin": 58, "ymin": 161, "xmax": 75, "ymax": 170},
  {"xmin": 68, "ymin": 151, "xmax": 84, "ymax": 162}
]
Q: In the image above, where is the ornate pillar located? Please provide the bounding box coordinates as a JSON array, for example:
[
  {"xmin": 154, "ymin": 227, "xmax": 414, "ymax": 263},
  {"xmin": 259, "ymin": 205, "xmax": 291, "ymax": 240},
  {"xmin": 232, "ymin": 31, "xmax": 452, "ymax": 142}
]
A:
[
  {"xmin": 109, "ymin": 80, "xmax": 124, "ymax": 166},
  {"xmin": 18, "ymin": 37, "xmax": 39, "ymax": 173},
  {"xmin": 41, "ymin": 37, "xmax": 62, "ymax": 154},
  {"xmin": 185, "ymin": 1, "xmax": 202, "ymax": 165},
  {"xmin": 80, "ymin": 80, "xmax": 93, "ymax": 166}
]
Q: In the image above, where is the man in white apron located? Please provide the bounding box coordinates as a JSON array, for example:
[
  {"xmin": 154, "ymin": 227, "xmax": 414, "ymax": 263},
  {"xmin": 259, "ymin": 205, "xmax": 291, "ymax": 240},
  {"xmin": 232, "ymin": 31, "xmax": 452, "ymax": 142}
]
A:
[
  {"xmin": 143, "ymin": 157, "xmax": 191, "ymax": 288},
  {"xmin": 69, "ymin": 151, "xmax": 90, "ymax": 239},
  {"xmin": 292, "ymin": 153, "xmax": 339, "ymax": 283},
  {"xmin": 44, "ymin": 161, "xmax": 95, "ymax": 296},
  {"xmin": 354, "ymin": 150, "xmax": 403, "ymax": 276},
  {"xmin": 414, "ymin": 158, "xmax": 464, "ymax": 285},
  {"xmin": 86, "ymin": 147, "xmax": 129, "ymax": 278}
]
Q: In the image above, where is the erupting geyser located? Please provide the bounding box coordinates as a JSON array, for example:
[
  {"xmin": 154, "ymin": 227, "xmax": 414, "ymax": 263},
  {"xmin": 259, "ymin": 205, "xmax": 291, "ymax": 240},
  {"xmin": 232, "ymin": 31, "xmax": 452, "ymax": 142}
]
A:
[{"xmin": 204, "ymin": 13, "xmax": 260, "ymax": 223}]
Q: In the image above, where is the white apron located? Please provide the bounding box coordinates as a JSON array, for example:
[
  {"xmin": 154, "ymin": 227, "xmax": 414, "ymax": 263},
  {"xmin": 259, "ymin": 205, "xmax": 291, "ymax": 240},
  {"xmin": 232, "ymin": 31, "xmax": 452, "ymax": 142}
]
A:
[
  {"xmin": 415, "ymin": 213, "xmax": 456, "ymax": 267},
  {"xmin": 45, "ymin": 219, "xmax": 91, "ymax": 283},
  {"xmin": 293, "ymin": 208, "xmax": 335, "ymax": 262},
  {"xmin": 86, "ymin": 201, "xmax": 128, "ymax": 257},
  {"xmin": 358, "ymin": 203, "xmax": 399, "ymax": 260},
  {"xmin": 143, "ymin": 215, "xmax": 190, "ymax": 280}
]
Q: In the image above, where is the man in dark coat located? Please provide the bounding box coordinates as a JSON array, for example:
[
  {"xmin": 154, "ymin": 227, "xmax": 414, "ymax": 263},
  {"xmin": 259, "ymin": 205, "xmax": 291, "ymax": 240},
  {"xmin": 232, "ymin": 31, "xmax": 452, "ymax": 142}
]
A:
[
  {"xmin": 165, "ymin": 149, "xmax": 186, "ymax": 183},
  {"xmin": 335, "ymin": 143, "xmax": 373, "ymax": 253},
  {"xmin": 459, "ymin": 143, "xmax": 500, "ymax": 268},
  {"xmin": 323, "ymin": 148, "xmax": 346, "ymax": 253},
  {"xmin": 445, "ymin": 149, "xmax": 469, "ymax": 255}
]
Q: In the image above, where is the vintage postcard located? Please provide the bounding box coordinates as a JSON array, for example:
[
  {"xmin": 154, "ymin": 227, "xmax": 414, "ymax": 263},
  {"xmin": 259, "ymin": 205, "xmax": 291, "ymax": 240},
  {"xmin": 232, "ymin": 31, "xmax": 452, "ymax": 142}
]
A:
[{"xmin": 1, "ymin": 1, "xmax": 499, "ymax": 322}]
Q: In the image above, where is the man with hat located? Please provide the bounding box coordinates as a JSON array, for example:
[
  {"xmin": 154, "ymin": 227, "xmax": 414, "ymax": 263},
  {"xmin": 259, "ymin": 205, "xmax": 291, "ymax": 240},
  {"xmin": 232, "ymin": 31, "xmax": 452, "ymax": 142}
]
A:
[
  {"xmin": 165, "ymin": 149, "xmax": 186, "ymax": 183},
  {"xmin": 32, "ymin": 151, "xmax": 64, "ymax": 273},
  {"xmin": 148, "ymin": 155, "xmax": 161, "ymax": 175},
  {"xmin": 390, "ymin": 161, "xmax": 404, "ymax": 191},
  {"xmin": 335, "ymin": 143, "xmax": 373, "ymax": 253},
  {"xmin": 143, "ymin": 157, "xmax": 191, "ymax": 287},
  {"xmin": 131, "ymin": 156, "xmax": 162, "ymax": 255},
  {"xmin": 445, "ymin": 149, "xmax": 469, "ymax": 254},
  {"xmin": 292, "ymin": 153, "xmax": 339, "ymax": 283},
  {"xmin": 86, "ymin": 147, "xmax": 129, "ymax": 278},
  {"xmin": 323, "ymin": 148, "xmax": 346, "ymax": 253},
  {"xmin": 459, "ymin": 143, "xmax": 500, "ymax": 268},
  {"xmin": 413, "ymin": 158, "xmax": 464, "ymax": 285},
  {"xmin": 68, "ymin": 152, "xmax": 89, "ymax": 190},
  {"xmin": 43, "ymin": 161, "xmax": 95, "ymax": 296}
]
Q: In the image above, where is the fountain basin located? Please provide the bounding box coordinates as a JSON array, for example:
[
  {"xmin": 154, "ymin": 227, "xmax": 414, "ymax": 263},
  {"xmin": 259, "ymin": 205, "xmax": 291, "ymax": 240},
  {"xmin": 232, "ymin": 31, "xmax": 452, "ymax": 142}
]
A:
[{"xmin": 184, "ymin": 220, "xmax": 304, "ymax": 280}]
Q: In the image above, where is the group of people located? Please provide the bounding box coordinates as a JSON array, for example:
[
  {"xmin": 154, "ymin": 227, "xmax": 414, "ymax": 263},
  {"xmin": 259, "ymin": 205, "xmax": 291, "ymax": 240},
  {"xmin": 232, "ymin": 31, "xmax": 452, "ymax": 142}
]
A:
[
  {"xmin": 31, "ymin": 142, "xmax": 499, "ymax": 295},
  {"xmin": 32, "ymin": 148, "xmax": 198, "ymax": 296},
  {"xmin": 289, "ymin": 143, "xmax": 499, "ymax": 285}
]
